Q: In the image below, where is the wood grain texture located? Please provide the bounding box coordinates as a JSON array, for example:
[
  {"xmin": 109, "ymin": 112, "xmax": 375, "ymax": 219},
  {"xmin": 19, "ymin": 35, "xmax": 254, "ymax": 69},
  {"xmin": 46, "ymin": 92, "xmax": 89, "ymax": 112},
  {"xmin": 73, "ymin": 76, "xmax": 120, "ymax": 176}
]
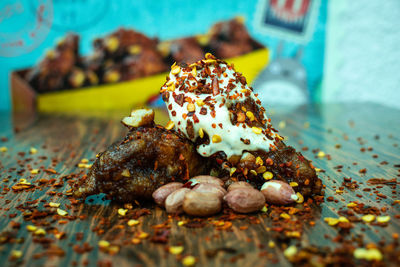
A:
[{"xmin": 0, "ymin": 103, "xmax": 399, "ymax": 267}]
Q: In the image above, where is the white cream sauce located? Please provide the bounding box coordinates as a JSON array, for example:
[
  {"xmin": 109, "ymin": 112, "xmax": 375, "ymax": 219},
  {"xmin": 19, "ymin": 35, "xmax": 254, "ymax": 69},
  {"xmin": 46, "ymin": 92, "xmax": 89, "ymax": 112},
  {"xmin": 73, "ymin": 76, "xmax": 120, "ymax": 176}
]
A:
[{"xmin": 161, "ymin": 58, "xmax": 278, "ymax": 158}]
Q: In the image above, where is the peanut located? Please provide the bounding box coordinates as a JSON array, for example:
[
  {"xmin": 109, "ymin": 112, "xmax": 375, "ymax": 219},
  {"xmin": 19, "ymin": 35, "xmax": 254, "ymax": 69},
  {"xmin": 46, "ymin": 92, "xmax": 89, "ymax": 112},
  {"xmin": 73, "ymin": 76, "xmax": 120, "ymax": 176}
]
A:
[
  {"xmin": 152, "ymin": 182, "xmax": 183, "ymax": 206},
  {"xmin": 122, "ymin": 109, "xmax": 154, "ymax": 128},
  {"xmin": 183, "ymin": 191, "xmax": 221, "ymax": 217},
  {"xmin": 227, "ymin": 181, "xmax": 254, "ymax": 192},
  {"xmin": 165, "ymin": 188, "xmax": 191, "ymax": 214},
  {"xmin": 192, "ymin": 183, "xmax": 227, "ymax": 200},
  {"xmin": 224, "ymin": 188, "xmax": 265, "ymax": 213},
  {"xmin": 261, "ymin": 180, "xmax": 298, "ymax": 205},
  {"xmin": 189, "ymin": 175, "xmax": 224, "ymax": 187}
]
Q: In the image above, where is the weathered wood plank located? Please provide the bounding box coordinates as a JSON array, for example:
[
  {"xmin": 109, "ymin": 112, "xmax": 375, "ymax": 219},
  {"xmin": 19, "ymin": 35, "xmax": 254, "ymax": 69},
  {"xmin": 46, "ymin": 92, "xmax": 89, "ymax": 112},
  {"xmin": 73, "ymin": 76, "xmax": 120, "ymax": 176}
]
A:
[{"xmin": 0, "ymin": 103, "xmax": 399, "ymax": 267}]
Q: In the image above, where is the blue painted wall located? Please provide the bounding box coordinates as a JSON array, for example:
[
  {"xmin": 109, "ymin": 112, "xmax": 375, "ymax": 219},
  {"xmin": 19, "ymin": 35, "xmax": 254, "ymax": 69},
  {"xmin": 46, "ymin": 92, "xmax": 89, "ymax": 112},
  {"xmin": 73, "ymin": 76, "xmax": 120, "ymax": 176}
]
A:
[{"xmin": 0, "ymin": 0, "xmax": 327, "ymax": 111}]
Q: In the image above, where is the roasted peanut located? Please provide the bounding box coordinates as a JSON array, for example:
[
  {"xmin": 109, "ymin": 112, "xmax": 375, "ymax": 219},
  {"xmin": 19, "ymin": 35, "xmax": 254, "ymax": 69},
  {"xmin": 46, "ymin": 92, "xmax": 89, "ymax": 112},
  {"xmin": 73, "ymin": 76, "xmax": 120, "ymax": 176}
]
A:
[
  {"xmin": 122, "ymin": 109, "xmax": 154, "ymax": 128},
  {"xmin": 189, "ymin": 175, "xmax": 224, "ymax": 187},
  {"xmin": 261, "ymin": 180, "xmax": 298, "ymax": 205},
  {"xmin": 192, "ymin": 183, "xmax": 227, "ymax": 200},
  {"xmin": 227, "ymin": 181, "xmax": 254, "ymax": 192},
  {"xmin": 165, "ymin": 188, "xmax": 191, "ymax": 214},
  {"xmin": 224, "ymin": 188, "xmax": 265, "ymax": 213},
  {"xmin": 152, "ymin": 182, "xmax": 183, "ymax": 206},
  {"xmin": 183, "ymin": 191, "xmax": 221, "ymax": 217}
]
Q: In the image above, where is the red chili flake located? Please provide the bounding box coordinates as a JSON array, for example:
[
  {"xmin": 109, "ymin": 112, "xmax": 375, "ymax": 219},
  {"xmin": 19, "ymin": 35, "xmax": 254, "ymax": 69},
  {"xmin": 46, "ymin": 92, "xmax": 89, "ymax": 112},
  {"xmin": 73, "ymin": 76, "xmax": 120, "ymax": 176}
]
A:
[
  {"xmin": 200, "ymin": 107, "xmax": 207, "ymax": 115},
  {"xmin": 359, "ymin": 168, "xmax": 367, "ymax": 174},
  {"xmin": 44, "ymin": 168, "xmax": 57, "ymax": 174},
  {"xmin": 171, "ymin": 111, "xmax": 176, "ymax": 116},
  {"xmin": 212, "ymin": 123, "xmax": 216, "ymax": 129},
  {"xmin": 76, "ymin": 232, "xmax": 84, "ymax": 241},
  {"xmin": 266, "ymin": 158, "xmax": 273, "ymax": 165},
  {"xmin": 212, "ymin": 77, "xmax": 219, "ymax": 95},
  {"xmin": 367, "ymin": 178, "xmax": 396, "ymax": 185},
  {"xmin": 173, "ymin": 93, "xmax": 185, "ymax": 106},
  {"xmin": 211, "ymin": 110, "xmax": 216, "ymax": 118},
  {"xmin": 193, "ymin": 114, "xmax": 199, "ymax": 123}
]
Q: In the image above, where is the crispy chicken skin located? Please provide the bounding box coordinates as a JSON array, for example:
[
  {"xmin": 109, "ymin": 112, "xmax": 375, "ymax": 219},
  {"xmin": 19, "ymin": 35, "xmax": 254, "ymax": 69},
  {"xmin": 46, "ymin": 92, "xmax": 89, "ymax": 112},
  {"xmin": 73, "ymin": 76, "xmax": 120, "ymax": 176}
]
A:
[
  {"xmin": 220, "ymin": 96, "xmax": 322, "ymax": 197},
  {"xmin": 214, "ymin": 143, "xmax": 322, "ymax": 198},
  {"xmin": 73, "ymin": 122, "xmax": 208, "ymax": 202}
]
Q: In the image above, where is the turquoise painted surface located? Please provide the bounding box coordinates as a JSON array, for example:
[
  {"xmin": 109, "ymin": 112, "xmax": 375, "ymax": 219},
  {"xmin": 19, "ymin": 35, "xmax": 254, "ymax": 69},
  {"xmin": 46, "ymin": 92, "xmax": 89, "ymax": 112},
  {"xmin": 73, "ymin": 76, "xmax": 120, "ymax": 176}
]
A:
[{"xmin": 0, "ymin": 0, "xmax": 326, "ymax": 110}]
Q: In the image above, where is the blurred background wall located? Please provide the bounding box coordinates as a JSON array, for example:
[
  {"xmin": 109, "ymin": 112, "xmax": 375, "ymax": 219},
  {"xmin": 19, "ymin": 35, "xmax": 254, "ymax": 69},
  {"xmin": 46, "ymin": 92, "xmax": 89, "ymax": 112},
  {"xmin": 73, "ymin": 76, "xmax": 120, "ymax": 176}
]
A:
[
  {"xmin": 323, "ymin": 1, "xmax": 400, "ymax": 110},
  {"xmin": 0, "ymin": 0, "xmax": 399, "ymax": 111}
]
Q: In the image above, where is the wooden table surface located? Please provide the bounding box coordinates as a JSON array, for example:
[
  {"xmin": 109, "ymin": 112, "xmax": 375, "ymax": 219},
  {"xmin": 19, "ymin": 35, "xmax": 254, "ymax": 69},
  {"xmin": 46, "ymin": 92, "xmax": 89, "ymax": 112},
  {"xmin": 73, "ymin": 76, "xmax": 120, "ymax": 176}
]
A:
[{"xmin": 0, "ymin": 103, "xmax": 399, "ymax": 267}]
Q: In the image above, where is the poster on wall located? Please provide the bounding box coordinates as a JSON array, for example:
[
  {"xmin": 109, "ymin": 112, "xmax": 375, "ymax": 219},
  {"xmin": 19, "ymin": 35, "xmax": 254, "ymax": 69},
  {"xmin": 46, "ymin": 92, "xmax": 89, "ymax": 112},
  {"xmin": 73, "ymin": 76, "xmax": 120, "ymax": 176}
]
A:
[{"xmin": 252, "ymin": 0, "xmax": 324, "ymax": 107}]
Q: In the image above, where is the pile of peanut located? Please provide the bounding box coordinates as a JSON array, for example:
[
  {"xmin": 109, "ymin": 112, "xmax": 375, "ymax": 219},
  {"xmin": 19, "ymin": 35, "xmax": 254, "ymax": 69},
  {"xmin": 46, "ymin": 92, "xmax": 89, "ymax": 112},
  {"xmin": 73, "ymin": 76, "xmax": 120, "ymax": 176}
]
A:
[{"xmin": 152, "ymin": 176, "xmax": 300, "ymax": 216}]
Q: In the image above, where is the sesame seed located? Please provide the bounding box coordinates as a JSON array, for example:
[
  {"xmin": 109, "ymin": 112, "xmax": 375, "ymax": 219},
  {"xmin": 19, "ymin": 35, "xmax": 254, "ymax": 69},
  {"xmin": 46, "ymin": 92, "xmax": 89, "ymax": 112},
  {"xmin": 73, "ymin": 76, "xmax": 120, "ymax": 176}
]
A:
[
  {"xmin": 127, "ymin": 219, "xmax": 139, "ymax": 226},
  {"xmin": 26, "ymin": 225, "xmax": 37, "ymax": 232},
  {"xmin": 362, "ymin": 214, "xmax": 376, "ymax": 223},
  {"xmin": 187, "ymin": 103, "xmax": 195, "ymax": 112},
  {"xmin": 347, "ymin": 202, "xmax": 357, "ymax": 208},
  {"xmin": 205, "ymin": 53, "xmax": 214, "ymax": 59},
  {"xmin": 252, "ymin": 127, "xmax": 262, "ymax": 134},
  {"xmin": 49, "ymin": 202, "xmax": 60, "ymax": 208},
  {"xmin": 34, "ymin": 228, "xmax": 46, "ymax": 236},
  {"xmin": 377, "ymin": 216, "xmax": 391, "ymax": 223},
  {"xmin": 121, "ymin": 169, "xmax": 131, "ymax": 177},
  {"xmin": 295, "ymin": 192, "xmax": 304, "ymax": 203},
  {"xmin": 229, "ymin": 167, "xmax": 237, "ymax": 176},
  {"xmin": 165, "ymin": 120, "xmax": 175, "ymax": 130},
  {"xmin": 137, "ymin": 232, "xmax": 149, "ymax": 239},
  {"xmin": 57, "ymin": 208, "xmax": 68, "ymax": 216},
  {"xmin": 169, "ymin": 246, "xmax": 184, "ymax": 255},
  {"xmin": 98, "ymin": 240, "xmax": 110, "ymax": 248},
  {"xmin": 198, "ymin": 128, "xmax": 204, "ymax": 138},
  {"xmin": 10, "ymin": 250, "xmax": 22, "ymax": 259},
  {"xmin": 195, "ymin": 99, "xmax": 205, "ymax": 106},
  {"xmin": 263, "ymin": 171, "xmax": 273, "ymax": 180},
  {"xmin": 167, "ymin": 83, "xmax": 175, "ymax": 91},
  {"xmin": 171, "ymin": 65, "xmax": 181, "ymax": 75},
  {"xmin": 212, "ymin": 135, "xmax": 221, "ymax": 143},
  {"xmin": 118, "ymin": 208, "xmax": 127, "ymax": 216},
  {"xmin": 246, "ymin": 111, "xmax": 255, "ymax": 121},
  {"xmin": 105, "ymin": 37, "xmax": 119, "ymax": 52},
  {"xmin": 182, "ymin": 255, "xmax": 196, "ymax": 266}
]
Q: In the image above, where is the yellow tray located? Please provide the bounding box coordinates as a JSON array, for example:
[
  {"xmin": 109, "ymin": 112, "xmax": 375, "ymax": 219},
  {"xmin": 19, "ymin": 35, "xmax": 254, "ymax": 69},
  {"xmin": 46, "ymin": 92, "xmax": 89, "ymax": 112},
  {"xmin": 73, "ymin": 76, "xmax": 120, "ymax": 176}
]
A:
[{"xmin": 13, "ymin": 48, "xmax": 269, "ymax": 114}]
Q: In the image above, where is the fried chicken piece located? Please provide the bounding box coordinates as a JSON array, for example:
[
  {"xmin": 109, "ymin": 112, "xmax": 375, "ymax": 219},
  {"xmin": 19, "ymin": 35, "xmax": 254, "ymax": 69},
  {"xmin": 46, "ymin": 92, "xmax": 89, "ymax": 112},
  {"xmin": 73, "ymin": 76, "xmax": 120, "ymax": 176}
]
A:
[
  {"xmin": 207, "ymin": 17, "xmax": 263, "ymax": 58},
  {"xmin": 26, "ymin": 34, "xmax": 80, "ymax": 92},
  {"xmin": 73, "ymin": 109, "xmax": 208, "ymax": 202},
  {"xmin": 159, "ymin": 37, "xmax": 205, "ymax": 65},
  {"xmin": 213, "ymin": 143, "xmax": 322, "ymax": 198},
  {"xmin": 87, "ymin": 28, "xmax": 167, "ymax": 82}
]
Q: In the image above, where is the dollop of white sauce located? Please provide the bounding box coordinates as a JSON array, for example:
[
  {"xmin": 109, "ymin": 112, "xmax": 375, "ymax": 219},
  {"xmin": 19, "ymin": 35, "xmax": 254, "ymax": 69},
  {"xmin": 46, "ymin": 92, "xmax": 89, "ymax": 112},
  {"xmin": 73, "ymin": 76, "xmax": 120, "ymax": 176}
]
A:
[{"xmin": 161, "ymin": 59, "xmax": 278, "ymax": 158}]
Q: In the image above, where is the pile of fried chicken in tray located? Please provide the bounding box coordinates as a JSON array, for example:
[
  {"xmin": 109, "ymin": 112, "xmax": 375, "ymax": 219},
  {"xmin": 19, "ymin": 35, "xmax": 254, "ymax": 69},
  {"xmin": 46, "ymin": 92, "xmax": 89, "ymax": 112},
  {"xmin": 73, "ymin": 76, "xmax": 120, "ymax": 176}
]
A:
[{"xmin": 73, "ymin": 53, "xmax": 322, "ymax": 216}]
